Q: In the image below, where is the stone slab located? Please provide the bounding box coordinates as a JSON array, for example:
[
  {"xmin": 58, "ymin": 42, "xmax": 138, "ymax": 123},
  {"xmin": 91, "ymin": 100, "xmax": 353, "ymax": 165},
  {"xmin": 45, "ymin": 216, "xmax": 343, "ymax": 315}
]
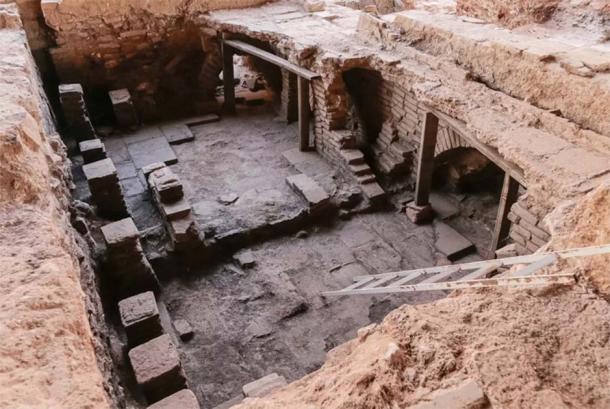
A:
[
  {"xmin": 161, "ymin": 124, "xmax": 194, "ymax": 145},
  {"xmin": 161, "ymin": 199, "xmax": 191, "ymax": 221},
  {"xmin": 128, "ymin": 137, "xmax": 177, "ymax": 169},
  {"xmin": 147, "ymin": 389, "xmax": 200, "ymax": 409},
  {"xmin": 361, "ymin": 181, "xmax": 385, "ymax": 203},
  {"xmin": 82, "ymin": 158, "xmax": 117, "ymax": 182},
  {"xmin": 101, "ymin": 217, "xmax": 139, "ymax": 248},
  {"xmin": 434, "ymin": 222, "xmax": 475, "ymax": 261},
  {"xmin": 128, "ymin": 334, "xmax": 186, "ymax": 402},
  {"xmin": 118, "ymin": 291, "xmax": 163, "ymax": 345},
  {"xmin": 185, "ymin": 113, "xmax": 220, "ymax": 127},
  {"xmin": 429, "ymin": 192, "xmax": 459, "ymax": 220},
  {"xmin": 242, "ymin": 373, "xmax": 287, "ymax": 398},
  {"xmin": 109, "ymin": 88, "xmax": 131, "ymax": 105},
  {"xmin": 409, "ymin": 379, "xmax": 487, "ymax": 409},
  {"xmin": 233, "ymin": 250, "xmax": 255, "ymax": 269},
  {"xmin": 173, "ymin": 319, "xmax": 194, "ymax": 341},
  {"xmin": 285, "ymin": 173, "xmax": 329, "ymax": 208}
]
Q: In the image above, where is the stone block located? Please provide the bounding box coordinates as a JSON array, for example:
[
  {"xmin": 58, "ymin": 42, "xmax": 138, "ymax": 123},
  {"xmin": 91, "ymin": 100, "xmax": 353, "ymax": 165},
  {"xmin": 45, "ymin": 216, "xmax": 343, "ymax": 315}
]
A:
[
  {"xmin": 434, "ymin": 222, "xmax": 475, "ymax": 261},
  {"xmin": 109, "ymin": 88, "xmax": 138, "ymax": 129},
  {"xmin": 511, "ymin": 203, "xmax": 538, "ymax": 225},
  {"xmin": 129, "ymin": 334, "xmax": 186, "ymax": 402},
  {"xmin": 242, "ymin": 373, "xmax": 287, "ymax": 398},
  {"xmin": 173, "ymin": 319, "xmax": 194, "ymax": 341},
  {"xmin": 361, "ymin": 181, "xmax": 385, "ymax": 203},
  {"xmin": 405, "ymin": 202, "xmax": 433, "ymax": 224},
  {"xmin": 118, "ymin": 291, "xmax": 163, "ymax": 346},
  {"xmin": 149, "ymin": 167, "xmax": 184, "ymax": 203},
  {"xmin": 82, "ymin": 158, "xmax": 116, "ymax": 184},
  {"xmin": 58, "ymin": 83, "xmax": 96, "ymax": 141},
  {"xmin": 285, "ymin": 173, "xmax": 330, "ymax": 214},
  {"xmin": 79, "ymin": 139, "xmax": 106, "ymax": 163},
  {"xmin": 409, "ymin": 378, "xmax": 487, "ymax": 409},
  {"xmin": 339, "ymin": 149, "xmax": 365, "ymax": 165},
  {"xmin": 142, "ymin": 162, "xmax": 166, "ymax": 178},
  {"xmin": 82, "ymin": 159, "xmax": 128, "ymax": 218},
  {"xmin": 233, "ymin": 250, "xmax": 255, "ymax": 269},
  {"xmin": 101, "ymin": 217, "xmax": 139, "ymax": 249},
  {"xmin": 495, "ymin": 243, "xmax": 517, "ymax": 259},
  {"xmin": 160, "ymin": 199, "xmax": 191, "ymax": 221},
  {"xmin": 147, "ymin": 389, "xmax": 199, "ymax": 409},
  {"xmin": 161, "ymin": 124, "xmax": 194, "ymax": 145}
]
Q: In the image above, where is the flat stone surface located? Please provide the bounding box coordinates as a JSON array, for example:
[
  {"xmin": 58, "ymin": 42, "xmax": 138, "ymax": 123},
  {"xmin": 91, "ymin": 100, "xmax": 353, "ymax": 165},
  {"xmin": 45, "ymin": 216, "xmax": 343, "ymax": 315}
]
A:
[
  {"xmin": 233, "ymin": 250, "xmax": 255, "ymax": 268},
  {"xmin": 161, "ymin": 124, "xmax": 194, "ymax": 145},
  {"xmin": 173, "ymin": 319, "xmax": 194, "ymax": 341},
  {"xmin": 82, "ymin": 158, "xmax": 116, "ymax": 181},
  {"xmin": 409, "ymin": 379, "xmax": 487, "ymax": 409},
  {"xmin": 58, "ymin": 83, "xmax": 83, "ymax": 94},
  {"xmin": 115, "ymin": 160, "xmax": 137, "ymax": 180},
  {"xmin": 142, "ymin": 162, "xmax": 166, "ymax": 177},
  {"xmin": 128, "ymin": 334, "xmax": 186, "ymax": 400},
  {"xmin": 128, "ymin": 136, "xmax": 177, "ymax": 169},
  {"xmin": 212, "ymin": 395, "xmax": 243, "ymax": 409},
  {"xmin": 434, "ymin": 222, "xmax": 475, "ymax": 261},
  {"xmin": 121, "ymin": 177, "xmax": 146, "ymax": 197},
  {"xmin": 147, "ymin": 389, "xmax": 200, "ymax": 409},
  {"xmin": 242, "ymin": 373, "xmax": 287, "ymax": 398},
  {"xmin": 285, "ymin": 173, "xmax": 329, "ymax": 208},
  {"xmin": 79, "ymin": 138, "xmax": 104, "ymax": 152},
  {"xmin": 119, "ymin": 291, "xmax": 159, "ymax": 327},
  {"xmin": 361, "ymin": 181, "xmax": 385, "ymax": 202},
  {"xmin": 101, "ymin": 217, "xmax": 139, "ymax": 247},
  {"xmin": 161, "ymin": 199, "xmax": 191, "ymax": 221},
  {"xmin": 429, "ymin": 192, "xmax": 459, "ymax": 220}
]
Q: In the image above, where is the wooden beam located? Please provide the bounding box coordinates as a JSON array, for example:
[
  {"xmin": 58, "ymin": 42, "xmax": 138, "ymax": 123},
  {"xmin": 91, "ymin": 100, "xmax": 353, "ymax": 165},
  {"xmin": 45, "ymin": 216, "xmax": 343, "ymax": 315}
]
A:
[
  {"xmin": 222, "ymin": 41, "xmax": 235, "ymax": 114},
  {"xmin": 298, "ymin": 76, "xmax": 310, "ymax": 151},
  {"xmin": 414, "ymin": 112, "xmax": 439, "ymax": 206},
  {"xmin": 490, "ymin": 172, "xmax": 520, "ymax": 253},
  {"xmin": 224, "ymin": 39, "xmax": 320, "ymax": 80}
]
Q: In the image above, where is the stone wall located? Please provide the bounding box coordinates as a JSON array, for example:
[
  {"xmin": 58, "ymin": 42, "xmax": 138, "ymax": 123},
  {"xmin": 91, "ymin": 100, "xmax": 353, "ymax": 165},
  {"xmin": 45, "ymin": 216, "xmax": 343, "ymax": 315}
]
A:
[
  {"xmin": 456, "ymin": 0, "xmax": 560, "ymax": 27},
  {"xmin": 508, "ymin": 196, "xmax": 551, "ymax": 255},
  {"xmin": 39, "ymin": 0, "xmax": 270, "ymax": 121},
  {"xmin": 0, "ymin": 5, "xmax": 116, "ymax": 408}
]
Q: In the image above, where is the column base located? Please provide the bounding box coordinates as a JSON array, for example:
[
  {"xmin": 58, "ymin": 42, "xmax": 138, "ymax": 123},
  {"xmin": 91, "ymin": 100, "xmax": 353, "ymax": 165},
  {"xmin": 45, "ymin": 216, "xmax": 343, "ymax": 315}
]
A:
[{"xmin": 405, "ymin": 202, "xmax": 434, "ymax": 224}]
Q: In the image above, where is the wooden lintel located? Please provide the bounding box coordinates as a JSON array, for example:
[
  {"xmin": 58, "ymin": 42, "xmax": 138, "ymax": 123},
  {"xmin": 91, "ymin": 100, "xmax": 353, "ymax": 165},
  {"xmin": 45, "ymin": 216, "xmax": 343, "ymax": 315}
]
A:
[{"xmin": 223, "ymin": 39, "xmax": 320, "ymax": 80}]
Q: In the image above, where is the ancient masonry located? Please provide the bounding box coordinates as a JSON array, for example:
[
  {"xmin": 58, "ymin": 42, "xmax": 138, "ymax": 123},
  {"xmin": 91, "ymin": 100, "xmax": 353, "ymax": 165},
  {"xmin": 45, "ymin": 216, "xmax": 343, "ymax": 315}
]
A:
[{"xmin": 2, "ymin": 0, "xmax": 610, "ymax": 409}]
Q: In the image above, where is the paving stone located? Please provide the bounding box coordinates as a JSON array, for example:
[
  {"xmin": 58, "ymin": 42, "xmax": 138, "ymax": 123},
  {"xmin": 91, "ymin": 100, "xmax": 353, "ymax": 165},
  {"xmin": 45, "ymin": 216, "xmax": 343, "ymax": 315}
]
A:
[
  {"xmin": 79, "ymin": 139, "xmax": 106, "ymax": 163},
  {"xmin": 116, "ymin": 160, "xmax": 138, "ymax": 180},
  {"xmin": 161, "ymin": 124, "xmax": 194, "ymax": 145},
  {"xmin": 121, "ymin": 177, "xmax": 146, "ymax": 197},
  {"xmin": 409, "ymin": 378, "xmax": 487, "ymax": 409},
  {"xmin": 233, "ymin": 250, "xmax": 255, "ymax": 269},
  {"xmin": 429, "ymin": 192, "xmax": 459, "ymax": 220},
  {"xmin": 147, "ymin": 389, "xmax": 200, "ymax": 409},
  {"xmin": 118, "ymin": 291, "xmax": 163, "ymax": 346},
  {"xmin": 285, "ymin": 173, "xmax": 330, "ymax": 213},
  {"xmin": 173, "ymin": 319, "xmax": 194, "ymax": 341},
  {"xmin": 128, "ymin": 136, "xmax": 178, "ymax": 169},
  {"xmin": 242, "ymin": 373, "xmax": 287, "ymax": 398},
  {"xmin": 434, "ymin": 222, "xmax": 475, "ymax": 261},
  {"xmin": 128, "ymin": 334, "xmax": 186, "ymax": 402}
]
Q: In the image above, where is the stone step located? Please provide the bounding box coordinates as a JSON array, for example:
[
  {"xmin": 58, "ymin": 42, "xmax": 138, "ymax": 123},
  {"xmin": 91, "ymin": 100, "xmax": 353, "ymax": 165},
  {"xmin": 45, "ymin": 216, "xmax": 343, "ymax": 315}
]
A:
[
  {"xmin": 285, "ymin": 173, "xmax": 330, "ymax": 209},
  {"xmin": 360, "ymin": 181, "xmax": 385, "ymax": 202},
  {"xmin": 357, "ymin": 174, "xmax": 376, "ymax": 184},
  {"xmin": 349, "ymin": 163, "xmax": 373, "ymax": 176},
  {"xmin": 434, "ymin": 222, "xmax": 475, "ymax": 261},
  {"xmin": 339, "ymin": 148, "xmax": 365, "ymax": 165}
]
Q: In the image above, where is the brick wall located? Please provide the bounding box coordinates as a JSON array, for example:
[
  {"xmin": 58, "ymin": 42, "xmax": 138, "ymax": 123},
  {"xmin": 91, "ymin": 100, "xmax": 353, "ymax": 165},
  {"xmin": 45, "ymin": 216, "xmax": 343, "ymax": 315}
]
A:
[{"xmin": 508, "ymin": 197, "xmax": 551, "ymax": 255}]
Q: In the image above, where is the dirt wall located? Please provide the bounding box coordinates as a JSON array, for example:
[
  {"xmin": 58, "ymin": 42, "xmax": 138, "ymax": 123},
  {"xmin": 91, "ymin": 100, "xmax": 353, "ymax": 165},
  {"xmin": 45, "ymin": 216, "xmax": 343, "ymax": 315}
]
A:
[{"xmin": 0, "ymin": 5, "xmax": 113, "ymax": 408}]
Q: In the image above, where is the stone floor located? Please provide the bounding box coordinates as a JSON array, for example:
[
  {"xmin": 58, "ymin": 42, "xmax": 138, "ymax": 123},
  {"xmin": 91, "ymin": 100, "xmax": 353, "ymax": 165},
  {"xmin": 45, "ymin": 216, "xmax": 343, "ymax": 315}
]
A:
[
  {"xmin": 69, "ymin": 104, "xmax": 504, "ymax": 409},
  {"xmin": 161, "ymin": 211, "xmax": 476, "ymax": 408}
]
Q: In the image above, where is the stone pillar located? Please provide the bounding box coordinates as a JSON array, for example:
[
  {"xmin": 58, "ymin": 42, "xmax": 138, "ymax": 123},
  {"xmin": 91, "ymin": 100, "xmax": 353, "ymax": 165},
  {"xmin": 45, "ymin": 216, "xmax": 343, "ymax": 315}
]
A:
[
  {"xmin": 118, "ymin": 291, "xmax": 163, "ymax": 346},
  {"xmin": 298, "ymin": 76, "xmax": 310, "ymax": 151},
  {"xmin": 222, "ymin": 39, "xmax": 236, "ymax": 114},
  {"xmin": 58, "ymin": 83, "xmax": 96, "ymax": 141},
  {"xmin": 490, "ymin": 172, "xmax": 519, "ymax": 254},
  {"xmin": 82, "ymin": 158, "xmax": 128, "ymax": 219},
  {"xmin": 78, "ymin": 139, "xmax": 106, "ymax": 164},
  {"xmin": 109, "ymin": 88, "xmax": 138, "ymax": 130},
  {"xmin": 101, "ymin": 217, "xmax": 160, "ymax": 296},
  {"xmin": 280, "ymin": 70, "xmax": 298, "ymax": 123}
]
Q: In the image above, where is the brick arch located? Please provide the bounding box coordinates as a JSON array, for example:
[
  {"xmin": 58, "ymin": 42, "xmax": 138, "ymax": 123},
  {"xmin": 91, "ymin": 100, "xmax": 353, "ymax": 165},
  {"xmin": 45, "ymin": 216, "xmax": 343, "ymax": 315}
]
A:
[{"xmin": 434, "ymin": 123, "xmax": 472, "ymax": 157}]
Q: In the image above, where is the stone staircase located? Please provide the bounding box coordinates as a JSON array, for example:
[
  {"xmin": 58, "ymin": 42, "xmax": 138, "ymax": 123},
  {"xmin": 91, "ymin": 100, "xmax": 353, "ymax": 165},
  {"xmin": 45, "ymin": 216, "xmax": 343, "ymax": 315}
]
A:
[{"xmin": 339, "ymin": 148, "xmax": 385, "ymax": 203}]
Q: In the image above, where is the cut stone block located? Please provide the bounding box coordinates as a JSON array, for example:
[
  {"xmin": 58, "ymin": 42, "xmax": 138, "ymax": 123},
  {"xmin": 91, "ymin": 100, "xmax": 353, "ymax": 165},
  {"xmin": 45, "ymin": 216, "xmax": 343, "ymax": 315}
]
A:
[
  {"xmin": 82, "ymin": 158, "xmax": 117, "ymax": 183},
  {"xmin": 82, "ymin": 158, "xmax": 128, "ymax": 218},
  {"xmin": 128, "ymin": 136, "xmax": 178, "ymax": 169},
  {"xmin": 242, "ymin": 373, "xmax": 287, "ymax": 398},
  {"xmin": 435, "ymin": 222, "xmax": 475, "ymax": 261},
  {"xmin": 173, "ymin": 319, "xmax": 194, "ymax": 341},
  {"xmin": 79, "ymin": 139, "xmax": 106, "ymax": 163},
  {"xmin": 161, "ymin": 124, "xmax": 194, "ymax": 145},
  {"xmin": 101, "ymin": 217, "xmax": 139, "ymax": 249},
  {"xmin": 285, "ymin": 173, "xmax": 330, "ymax": 212},
  {"xmin": 118, "ymin": 291, "xmax": 163, "ymax": 346},
  {"xmin": 409, "ymin": 378, "xmax": 487, "ymax": 409},
  {"xmin": 129, "ymin": 334, "xmax": 186, "ymax": 402},
  {"xmin": 148, "ymin": 167, "xmax": 184, "ymax": 203},
  {"xmin": 109, "ymin": 88, "xmax": 138, "ymax": 129},
  {"xmin": 168, "ymin": 215, "xmax": 203, "ymax": 252},
  {"xmin": 59, "ymin": 83, "xmax": 96, "ymax": 141},
  {"xmin": 495, "ymin": 243, "xmax": 517, "ymax": 259},
  {"xmin": 147, "ymin": 389, "xmax": 200, "ymax": 409},
  {"xmin": 160, "ymin": 199, "xmax": 191, "ymax": 221},
  {"xmin": 185, "ymin": 113, "xmax": 220, "ymax": 126},
  {"xmin": 233, "ymin": 250, "xmax": 255, "ymax": 269},
  {"xmin": 142, "ymin": 162, "xmax": 166, "ymax": 178},
  {"xmin": 406, "ymin": 202, "xmax": 433, "ymax": 224}
]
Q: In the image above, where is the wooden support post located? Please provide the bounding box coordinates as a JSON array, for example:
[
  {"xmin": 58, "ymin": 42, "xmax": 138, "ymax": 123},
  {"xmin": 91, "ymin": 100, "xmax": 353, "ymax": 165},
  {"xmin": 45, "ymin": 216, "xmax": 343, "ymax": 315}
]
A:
[
  {"xmin": 298, "ymin": 76, "xmax": 310, "ymax": 151},
  {"xmin": 490, "ymin": 172, "xmax": 520, "ymax": 254},
  {"xmin": 222, "ymin": 41, "xmax": 235, "ymax": 115},
  {"xmin": 414, "ymin": 112, "xmax": 439, "ymax": 206}
]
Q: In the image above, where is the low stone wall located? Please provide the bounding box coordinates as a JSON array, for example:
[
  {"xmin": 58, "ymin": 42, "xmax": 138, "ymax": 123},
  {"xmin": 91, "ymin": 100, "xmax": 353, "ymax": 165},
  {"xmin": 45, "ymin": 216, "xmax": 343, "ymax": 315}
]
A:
[
  {"xmin": 0, "ymin": 5, "xmax": 114, "ymax": 408},
  {"xmin": 508, "ymin": 197, "xmax": 551, "ymax": 255}
]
